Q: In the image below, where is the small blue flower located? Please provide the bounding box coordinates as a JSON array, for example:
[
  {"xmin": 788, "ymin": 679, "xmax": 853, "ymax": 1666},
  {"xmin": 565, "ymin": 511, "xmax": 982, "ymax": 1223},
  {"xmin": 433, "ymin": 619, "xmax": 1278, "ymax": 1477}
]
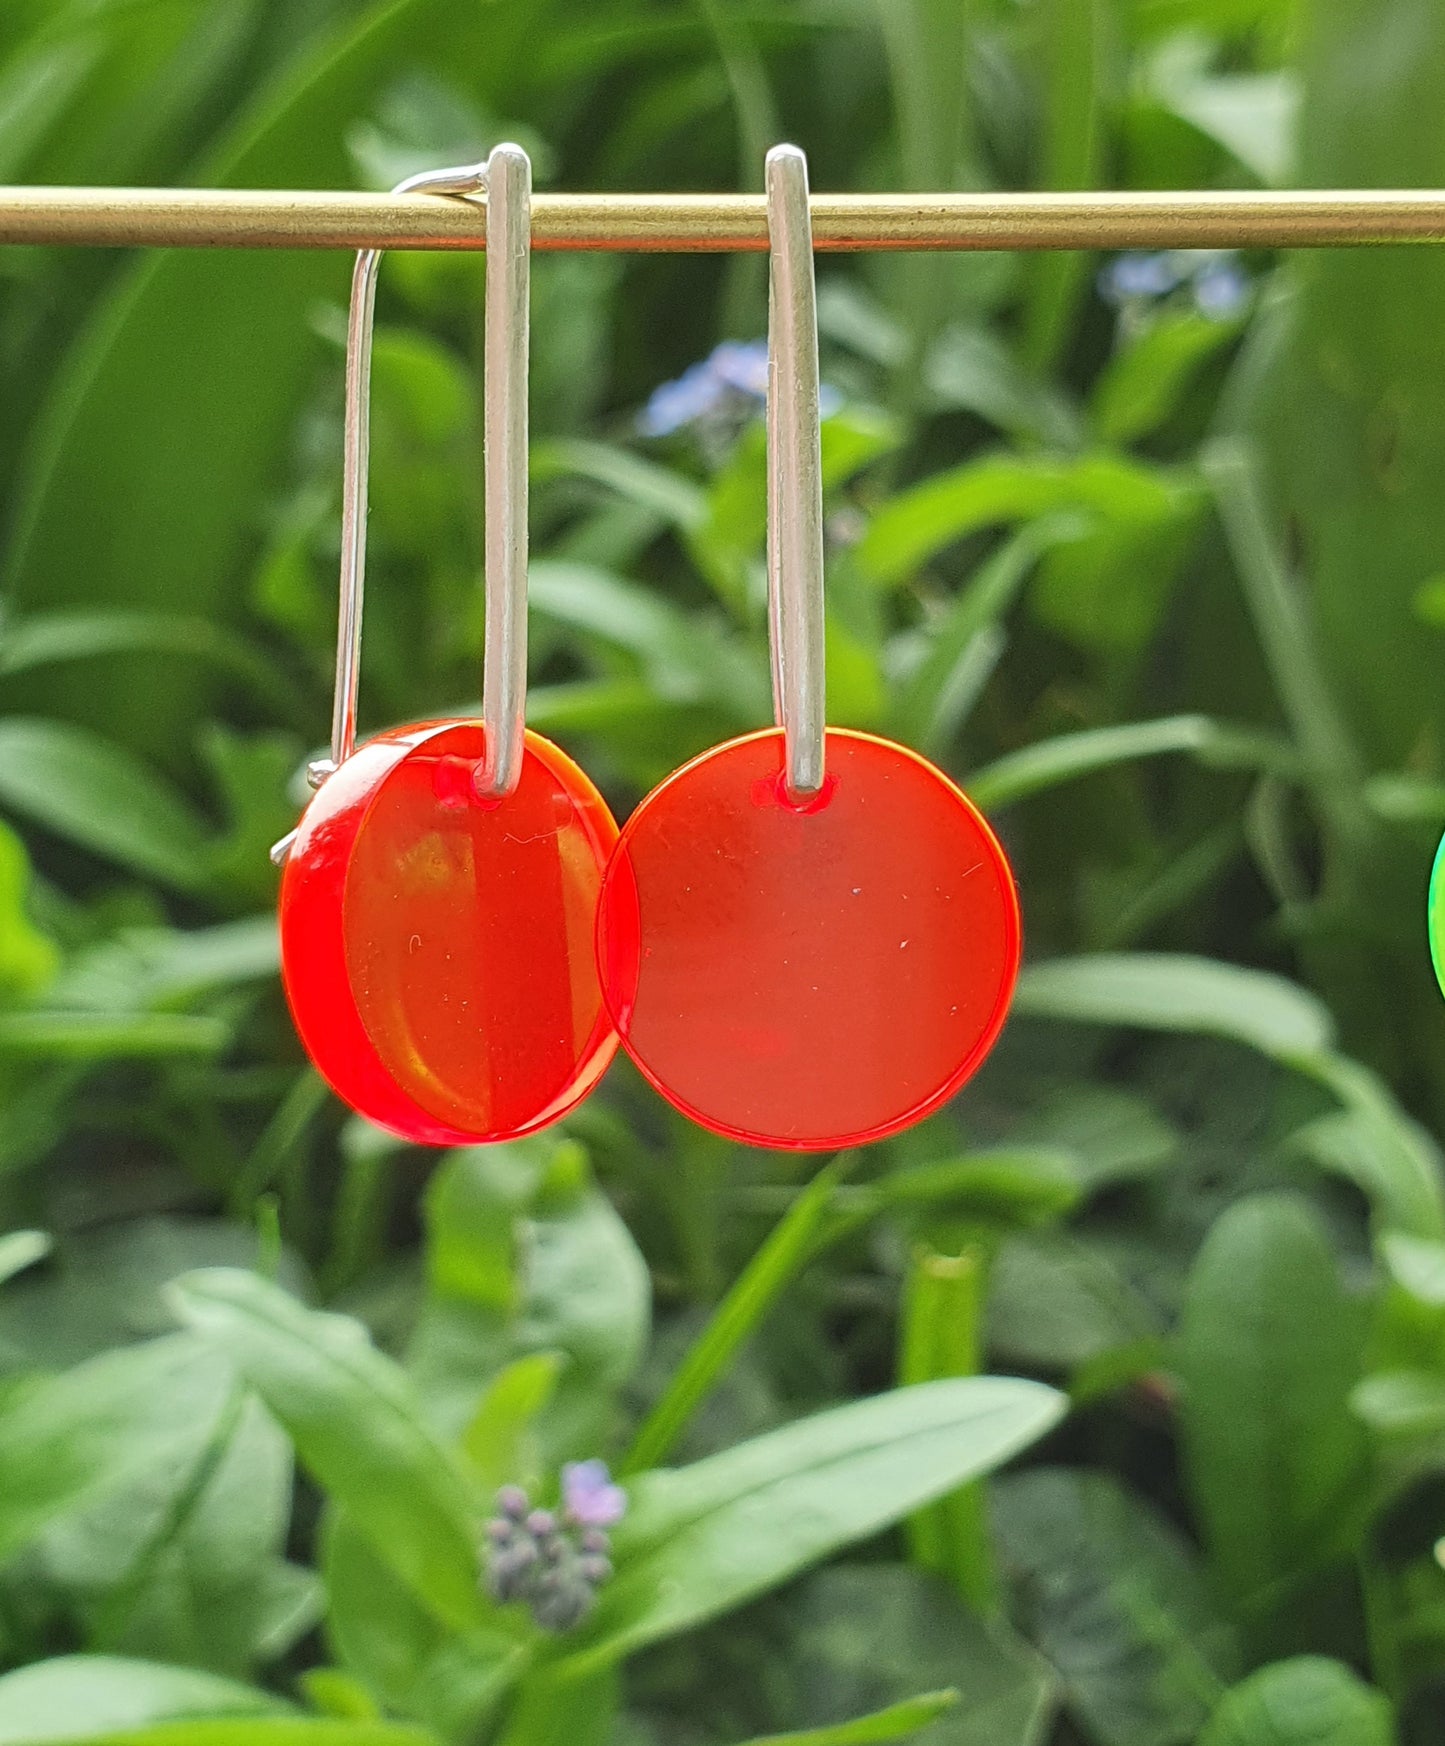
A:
[
  {"xmin": 1193, "ymin": 258, "xmax": 1250, "ymax": 320},
  {"xmin": 1101, "ymin": 249, "xmax": 1251, "ymax": 321},
  {"xmin": 638, "ymin": 339, "xmax": 842, "ymax": 438},
  {"xmin": 637, "ymin": 359, "xmax": 727, "ymax": 436},
  {"xmin": 562, "ymin": 1459, "xmax": 628, "ymax": 1527},
  {"xmin": 710, "ymin": 338, "xmax": 770, "ymax": 396},
  {"xmin": 1100, "ymin": 252, "xmax": 1184, "ymax": 304}
]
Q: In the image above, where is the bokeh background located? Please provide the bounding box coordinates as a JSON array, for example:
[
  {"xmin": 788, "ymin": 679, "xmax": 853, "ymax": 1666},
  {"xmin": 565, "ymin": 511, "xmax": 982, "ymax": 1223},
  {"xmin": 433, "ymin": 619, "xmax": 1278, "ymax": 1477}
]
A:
[{"xmin": 3, "ymin": 0, "xmax": 1445, "ymax": 1742}]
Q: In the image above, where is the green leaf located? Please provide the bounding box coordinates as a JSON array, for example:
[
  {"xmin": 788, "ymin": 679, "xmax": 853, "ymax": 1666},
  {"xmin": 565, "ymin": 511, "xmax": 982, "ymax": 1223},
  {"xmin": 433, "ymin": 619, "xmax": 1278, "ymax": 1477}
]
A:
[
  {"xmin": 1094, "ymin": 310, "xmax": 1243, "ymax": 446},
  {"xmin": 1202, "ymin": 440, "xmax": 1370, "ymax": 849},
  {"xmin": 321, "ymin": 1508, "xmax": 443, "ymax": 1717},
  {"xmin": 737, "ymin": 1690, "xmax": 959, "ymax": 1746},
  {"xmin": 1198, "ymin": 1657, "xmax": 1395, "ymax": 1746},
  {"xmin": 491, "ymin": 1666, "xmax": 619, "ymax": 1746},
  {"xmin": 1, "ymin": 0, "xmax": 451, "ymax": 757},
  {"xmin": 0, "ymin": 1229, "xmax": 49, "ymax": 1287},
  {"xmin": 1006, "ymin": 1085, "xmax": 1178, "ymax": 1195},
  {"xmin": 0, "ymin": 1655, "xmax": 287, "ymax": 1744},
  {"xmin": 987, "ymin": 1233, "xmax": 1160, "ymax": 1374},
  {"xmin": 0, "ymin": 609, "xmax": 298, "ymax": 717},
  {"xmin": 0, "ymin": 1012, "xmax": 229, "ymax": 1059},
  {"xmin": 1176, "ymin": 1196, "xmax": 1369, "ymax": 1616},
  {"xmin": 1287, "ymin": 1053, "xmax": 1445, "ymax": 1239},
  {"xmin": 321, "ymin": 1507, "xmax": 519, "ymax": 1738},
  {"xmin": 966, "ymin": 716, "xmax": 1291, "ymax": 813},
  {"xmin": 0, "ymin": 1217, "xmax": 272, "ymax": 1373},
  {"xmin": 169, "ymin": 1269, "xmax": 483, "ymax": 1631},
  {"xmin": 560, "ymin": 1377, "xmax": 1065, "ymax": 1673},
  {"xmin": 0, "ymin": 719, "xmax": 208, "ymax": 888},
  {"xmin": 461, "ymin": 1351, "xmax": 565, "ymax": 1493},
  {"xmin": 197, "ymin": 726, "xmax": 309, "ymax": 905},
  {"xmin": 0, "ymin": 0, "xmax": 255, "ymax": 187},
  {"xmin": 1379, "ymin": 1232, "xmax": 1445, "ymax": 1304},
  {"xmin": 50, "ymin": 1726, "xmax": 440, "ymax": 1746},
  {"xmin": 532, "ymin": 439, "xmax": 707, "ymax": 532},
  {"xmin": 0, "ymin": 1335, "xmax": 232, "ymax": 1566},
  {"xmin": 993, "ymin": 1468, "xmax": 1236, "ymax": 1746},
  {"xmin": 0, "ymin": 820, "xmax": 57, "ymax": 1002},
  {"xmin": 409, "ymin": 1138, "xmax": 650, "ymax": 1459},
  {"xmin": 1030, "ymin": 506, "xmax": 1202, "ymax": 655},
  {"xmin": 898, "ymin": 1247, "xmax": 992, "ymax": 1610},
  {"xmin": 857, "ymin": 452, "xmax": 1196, "ymax": 587},
  {"xmin": 1145, "ymin": 40, "xmax": 1297, "ymax": 185},
  {"xmin": 44, "ymin": 1390, "xmax": 315, "ymax": 1676},
  {"xmin": 299, "ymin": 1670, "xmax": 378, "ymax": 1721},
  {"xmin": 1020, "ymin": 0, "xmax": 1107, "ymax": 371},
  {"xmin": 1014, "ymin": 954, "xmax": 1335, "ymax": 1057},
  {"xmin": 1237, "ymin": 0, "xmax": 1445, "ymax": 778},
  {"xmin": 1351, "ymin": 1370, "xmax": 1445, "ymax": 1437},
  {"xmin": 891, "ymin": 522, "xmax": 1069, "ymax": 754},
  {"xmin": 528, "ymin": 560, "xmax": 760, "ymax": 714},
  {"xmin": 781, "ymin": 1565, "xmax": 1055, "ymax": 1746},
  {"xmin": 924, "ymin": 326, "xmax": 1079, "ymax": 447},
  {"xmin": 623, "ymin": 1155, "xmax": 852, "ymax": 1476},
  {"xmin": 864, "ymin": 1151, "xmax": 1082, "ymax": 1231},
  {"xmin": 50, "ymin": 918, "xmax": 279, "ymax": 1013}
]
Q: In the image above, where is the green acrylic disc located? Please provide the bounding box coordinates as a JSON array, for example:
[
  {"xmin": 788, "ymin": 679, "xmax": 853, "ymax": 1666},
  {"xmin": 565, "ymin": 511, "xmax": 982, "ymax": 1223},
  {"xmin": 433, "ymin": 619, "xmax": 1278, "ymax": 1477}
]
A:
[{"xmin": 1431, "ymin": 834, "xmax": 1445, "ymax": 997}]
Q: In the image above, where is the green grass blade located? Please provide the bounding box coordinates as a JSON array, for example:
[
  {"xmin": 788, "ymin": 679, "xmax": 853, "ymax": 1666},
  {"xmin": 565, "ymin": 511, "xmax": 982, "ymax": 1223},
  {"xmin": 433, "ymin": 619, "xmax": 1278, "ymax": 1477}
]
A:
[
  {"xmin": 735, "ymin": 1690, "xmax": 960, "ymax": 1746},
  {"xmin": 622, "ymin": 1155, "xmax": 854, "ymax": 1475}
]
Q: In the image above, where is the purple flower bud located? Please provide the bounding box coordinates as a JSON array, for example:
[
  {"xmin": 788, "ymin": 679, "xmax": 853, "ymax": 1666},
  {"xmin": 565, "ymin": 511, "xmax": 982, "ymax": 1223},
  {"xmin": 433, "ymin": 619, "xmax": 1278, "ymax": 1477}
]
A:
[
  {"xmin": 578, "ymin": 1553, "xmax": 613, "ymax": 1584},
  {"xmin": 485, "ymin": 1539, "xmax": 540, "ymax": 1604},
  {"xmin": 525, "ymin": 1508, "xmax": 556, "ymax": 1538},
  {"xmin": 578, "ymin": 1527, "xmax": 610, "ymax": 1555},
  {"xmin": 496, "ymin": 1485, "xmax": 529, "ymax": 1520},
  {"xmin": 562, "ymin": 1459, "xmax": 627, "ymax": 1528},
  {"xmin": 532, "ymin": 1576, "xmax": 594, "ymax": 1632},
  {"xmin": 485, "ymin": 1518, "xmax": 515, "ymax": 1545}
]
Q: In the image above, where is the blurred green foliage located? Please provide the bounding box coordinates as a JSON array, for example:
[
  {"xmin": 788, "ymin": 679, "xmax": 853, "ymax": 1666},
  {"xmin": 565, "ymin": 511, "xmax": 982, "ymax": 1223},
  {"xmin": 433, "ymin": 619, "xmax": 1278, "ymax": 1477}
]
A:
[{"xmin": 4, "ymin": 0, "xmax": 1445, "ymax": 1741}]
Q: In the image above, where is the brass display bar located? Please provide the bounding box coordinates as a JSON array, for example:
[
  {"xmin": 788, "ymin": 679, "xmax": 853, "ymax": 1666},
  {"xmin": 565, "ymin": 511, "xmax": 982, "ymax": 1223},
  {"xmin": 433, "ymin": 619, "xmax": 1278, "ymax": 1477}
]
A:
[{"xmin": 3, "ymin": 186, "xmax": 1445, "ymax": 253}]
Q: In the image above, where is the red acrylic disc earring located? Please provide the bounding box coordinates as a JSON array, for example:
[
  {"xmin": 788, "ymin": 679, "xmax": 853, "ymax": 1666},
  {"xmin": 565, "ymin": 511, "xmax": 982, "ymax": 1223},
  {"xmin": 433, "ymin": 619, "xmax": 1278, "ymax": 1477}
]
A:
[
  {"xmin": 274, "ymin": 146, "xmax": 619, "ymax": 1145},
  {"xmin": 594, "ymin": 146, "xmax": 1021, "ymax": 1151}
]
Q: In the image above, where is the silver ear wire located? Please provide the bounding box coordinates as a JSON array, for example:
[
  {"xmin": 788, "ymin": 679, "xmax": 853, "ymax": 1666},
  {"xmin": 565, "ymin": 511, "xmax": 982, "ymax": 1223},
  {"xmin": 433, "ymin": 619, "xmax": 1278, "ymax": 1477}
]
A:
[
  {"xmin": 272, "ymin": 146, "xmax": 532, "ymax": 864},
  {"xmin": 329, "ymin": 156, "xmax": 493, "ymax": 779},
  {"xmin": 475, "ymin": 141, "xmax": 530, "ymax": 799},
  {"xmin": 765, "ymin": 143, "xmax": 826, "ymax": 799}
]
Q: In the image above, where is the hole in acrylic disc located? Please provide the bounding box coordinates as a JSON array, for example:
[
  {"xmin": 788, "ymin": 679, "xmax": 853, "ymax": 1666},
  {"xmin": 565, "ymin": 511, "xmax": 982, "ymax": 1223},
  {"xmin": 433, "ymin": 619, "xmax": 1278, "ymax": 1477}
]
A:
[
  {"xmin": 281, "ymin": 722, "xmax": 618, "ymax": 1144},
  {"xmin": 596, "ymin": 728, "xmax": 1021, "ymax": 1150}
]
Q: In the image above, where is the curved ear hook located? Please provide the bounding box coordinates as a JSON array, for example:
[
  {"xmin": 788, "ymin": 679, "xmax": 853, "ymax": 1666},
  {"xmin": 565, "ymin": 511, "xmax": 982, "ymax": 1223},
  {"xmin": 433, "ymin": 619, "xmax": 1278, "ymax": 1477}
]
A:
[
  {"xmin": 765, "ymin": 142, "xmax": 826, "ymax": 799},
  {"xmin": 272, "ymin": 145, "xmax": 531, "ymax": 864},
  {"xmin": 327, "ymin": 143, "xmax": 531, "ymax": 791}
]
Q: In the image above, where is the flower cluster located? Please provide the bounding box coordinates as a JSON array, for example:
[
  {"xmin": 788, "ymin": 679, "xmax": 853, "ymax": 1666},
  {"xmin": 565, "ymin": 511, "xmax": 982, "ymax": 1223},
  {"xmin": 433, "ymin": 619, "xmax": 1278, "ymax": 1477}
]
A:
[
  {"xmin": 637, "ymin": 338, "xmax": 842, "ymax": 443},
  {"xmin": 637, "ymin": 339, "xmax": 770, "ymax": 437},
  {"xmin": 1098, "ymin": 249, "xmax": 1251, "ymax": 320},
  {"xmin": 482, "ymin": 1460, "xmax": 626, "ymax": 1632}
]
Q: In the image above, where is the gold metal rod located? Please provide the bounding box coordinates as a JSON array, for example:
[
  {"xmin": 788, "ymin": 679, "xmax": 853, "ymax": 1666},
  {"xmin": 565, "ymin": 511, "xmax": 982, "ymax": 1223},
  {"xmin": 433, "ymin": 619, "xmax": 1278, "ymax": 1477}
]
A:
[{"xmin": 4, "ymin": 186, "xmax": 1445, "ymax": 252}]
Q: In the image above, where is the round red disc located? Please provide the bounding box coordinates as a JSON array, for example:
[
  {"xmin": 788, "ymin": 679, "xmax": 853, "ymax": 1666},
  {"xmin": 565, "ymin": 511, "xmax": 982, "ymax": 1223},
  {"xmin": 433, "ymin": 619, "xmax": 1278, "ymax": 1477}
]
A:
[
  {"xmin": 281, "ymin": 721, "xmax": 619, "ymax": 1144},
  {"xmin": 595, "ymin": 727, "xmax": 1021, "ymax": 1150}
]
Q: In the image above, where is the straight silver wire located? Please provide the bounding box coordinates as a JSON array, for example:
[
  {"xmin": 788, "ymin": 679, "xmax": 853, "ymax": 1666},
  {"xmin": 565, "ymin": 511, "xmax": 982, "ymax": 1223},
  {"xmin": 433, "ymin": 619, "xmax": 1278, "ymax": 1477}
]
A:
[
  {"xmin": 476, "ymin": 143, "xmax": 531, "ymax": 797},
  {"xmin": 765, "ymin": 144, "xmax": 826, "ymax": 798},
  {"xmin": 326, "ymin": 158, "xmax": 491, "ymax": 776}
]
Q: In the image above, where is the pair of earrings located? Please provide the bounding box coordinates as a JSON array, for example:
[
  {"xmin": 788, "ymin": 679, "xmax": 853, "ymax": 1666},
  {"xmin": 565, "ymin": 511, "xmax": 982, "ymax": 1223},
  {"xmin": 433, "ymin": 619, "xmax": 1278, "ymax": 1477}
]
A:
[{"xmin": 274, "ymin": 145, "xmax": 1021, "ymax": 1154}]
